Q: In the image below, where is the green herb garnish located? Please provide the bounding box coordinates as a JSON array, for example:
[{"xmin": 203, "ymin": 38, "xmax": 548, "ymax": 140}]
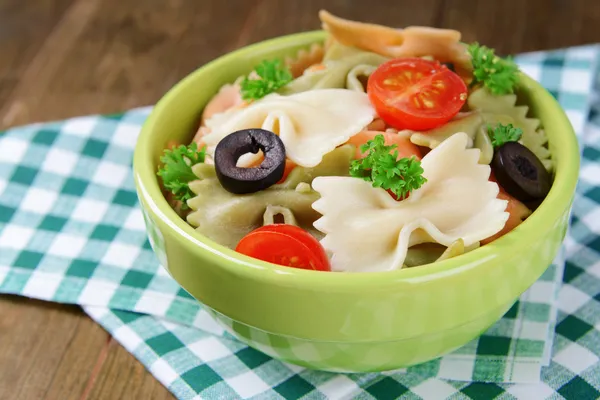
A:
[
  {"xmin": 487, "ymin": 123, "xmax": 523, "ymax": 148},
  {"xmin": 350, "ymin": 134, "xmax": 427, "ymax": 199},
  {"xmin": 157, "ymin": 142, "xmax": 206, "ymax": 209},
  {"xmin": 240, "ymin": 59, "xmax": 292, "ymax": 101},
  {"xmin": 468, "ymin": 43, "xmax": 519, "ymax": 95}
]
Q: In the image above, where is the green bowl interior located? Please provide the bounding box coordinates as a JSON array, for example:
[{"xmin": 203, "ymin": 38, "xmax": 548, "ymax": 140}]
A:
[{"xmin": 133, "ymin": 30, "xmax": 580, "ymax": 289}]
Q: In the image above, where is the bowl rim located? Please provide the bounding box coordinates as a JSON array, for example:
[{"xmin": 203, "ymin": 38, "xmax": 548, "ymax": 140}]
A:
[{"xmin": 133, "ymin": 30, "xmax": 579, "ymax": 289}]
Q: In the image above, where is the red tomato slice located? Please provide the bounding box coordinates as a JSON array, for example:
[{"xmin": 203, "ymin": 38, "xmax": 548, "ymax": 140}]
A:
[
  {"xmin": 235, "ymin": 224, "xmax": 331, "ymax": 271},
  {"xmin": 367, "ymin": 58, "xmax": 468, "ymax": 131}
]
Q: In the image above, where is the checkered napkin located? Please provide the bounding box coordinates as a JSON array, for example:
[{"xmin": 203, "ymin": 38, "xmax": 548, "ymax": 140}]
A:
[{"xmin": 1, "ymin": 45, "xmax": 599, "ymax": 400}]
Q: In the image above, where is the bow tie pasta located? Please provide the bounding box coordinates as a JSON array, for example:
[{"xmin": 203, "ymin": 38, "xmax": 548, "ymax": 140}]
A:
[
  {"xmin": 311, "ymin": 133, "xmax": 509, "ymax": 272},
  {"xmin": 467, "ymin": 87, "xmax": 552, "ymax": 171},
  {"xmin": 281, "ymin": 51, "xmax": 388, "ymax": 94},
  {"xmin": 186, "ymin": 146, "xmax": 355, "ymax": 249},
  {"xmin": 201, "ymin": 89, "xmax": 376, "ymax": 168},
  {"xmin": 407, "ymin": 112, "xmax": 495, "ymax": 164},
  {"xmin": 187, "ymin": 174, "xmax": 320, "ymax": 249},
  {"xmin": 318, "ymin": 10, "xmax": 473, "ymax": 81}
]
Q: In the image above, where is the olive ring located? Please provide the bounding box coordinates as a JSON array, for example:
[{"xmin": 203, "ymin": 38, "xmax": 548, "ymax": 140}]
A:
[{"xmin": 214, "ymin": 128, "xmax": 287, "ymax": 194}]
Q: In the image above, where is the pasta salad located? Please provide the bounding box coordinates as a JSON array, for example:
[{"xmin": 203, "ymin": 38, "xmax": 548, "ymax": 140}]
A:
[{"xmin": 157, "ymin": 10, "xmax": 553, "ymax": 273}]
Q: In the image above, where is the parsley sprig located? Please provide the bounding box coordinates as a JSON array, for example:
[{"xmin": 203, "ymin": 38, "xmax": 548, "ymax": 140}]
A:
[
  {"xmin": 350, "ymin": 135, "xmax": 427, "ymax": 199},
  {"xmin": 468, "ymin": 43, "xmax": 519, "ymax": 95},
  {"xmin": 240, "ymin": 59, "xmax": 292, "ymax": 101},
  {"xmin": 487, "ymin": 123, "xmax": 523, "ymax": 148},
  {"xmin": 157, "ymin": 142, "xmax": 206, "ymax": 209}
]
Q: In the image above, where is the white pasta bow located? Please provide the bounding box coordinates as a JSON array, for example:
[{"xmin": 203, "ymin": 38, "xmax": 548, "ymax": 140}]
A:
[
  {"xmin": 311, "ymin": 132, "xmax": 509, "ymax": 272},
  {"xmin": 201, "ymin": 89, "xmax": 376, "ymax": 168}
]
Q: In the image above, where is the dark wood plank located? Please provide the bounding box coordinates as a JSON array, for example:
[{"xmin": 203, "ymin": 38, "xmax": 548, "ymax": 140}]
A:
[
  {"xmin": 440, "ymin": 0, "xmax": 600, "ymax": 55},
  {"xmin": 0, "ymin": 0, "xmax": 75, "ymax": 111},
  {"xmin": 0, "ymin": 0, "xmax": 102, "ymax": 128},
  {"xmin": 0, "ymin": 0, "xmax": 260, "ymax": 128},
  {"xmin": 236, "ymin": 0, "xmax": 443, "ymax": 45},
  {"xmin": 42, "ymin": 315, "xmax": 112, "ymax": 400},
  {"xmin": 86, "ymin": 339, "xmax": 174, "ymax": 400},
  {"xmin": 0, "ymin": 297, "xmax": 95, "ymax": 399}
]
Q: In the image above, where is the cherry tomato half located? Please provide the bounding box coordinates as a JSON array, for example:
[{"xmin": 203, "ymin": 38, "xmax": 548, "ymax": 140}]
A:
[
  {"xmin": 367, "ymin": 58, "xmax": 468, "ymax": 131},
  {"xmin": 235, "ymin": 224, "xmax": 331, "ymax": 271}
]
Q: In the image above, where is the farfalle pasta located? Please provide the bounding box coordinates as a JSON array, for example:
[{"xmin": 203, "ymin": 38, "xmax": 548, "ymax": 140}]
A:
[
  {"xmin": 201, "ymin": 89, "xmax": 375, "ymax": 168},
  {"xmin": 186, "ymin": 146, "xmax": 355, "ymax": 249},
  {"xmin": 319, "ymin": 10, "xmax": 473, "ymax": 81},
  {"xmin": 407, "ymin": 112, "xmax": 495, "ymax": 164},
  {"xmin": 156, "ymin": 10, "xmax": 555, "ymax": 273},
  {"xmin": 311, "ymin": 133, "xmax": 508, "ymax": 272},
  {"xmin": 280, "ymin": 52, "xmax": 388, "ymax": 94},
  {"xmin": 468, "ymin": 87, "xmax": 552, "ymax": 171}
]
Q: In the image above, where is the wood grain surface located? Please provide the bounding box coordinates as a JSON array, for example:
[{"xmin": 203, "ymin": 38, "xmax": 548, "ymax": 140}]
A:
[{"xmin": 0, "ymin": 0, "xmax": 599, "ymax": 398}]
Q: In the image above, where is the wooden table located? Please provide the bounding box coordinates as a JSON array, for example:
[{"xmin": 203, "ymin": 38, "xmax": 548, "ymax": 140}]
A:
[{"xmin": 1, "ymin": 0, "xmax": 598, "ymax": 398}]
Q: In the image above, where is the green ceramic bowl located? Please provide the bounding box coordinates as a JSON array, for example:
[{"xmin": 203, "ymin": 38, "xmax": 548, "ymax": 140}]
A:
[{"xmin": 133, "ymin": 31, "xmax": 579, "ymax": 372}]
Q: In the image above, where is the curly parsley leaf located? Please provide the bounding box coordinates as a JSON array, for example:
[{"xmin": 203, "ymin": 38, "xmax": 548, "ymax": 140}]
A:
[
  {"xmin": 349, "ymin": 134, "xmax": 427, "ymax": 199},
  {"xmin": 468, "ymin": 43, "xmax": 519, "ymax": 95},
  {"xmin": 157, "ymin": 142, "xmax": 206, "ymax": 209},
  {"xmin": 487, "ymin": 123, "xmax": 523, "ymax": 149},
  {"xmin": 240, "ymin": 59, "xmax": 293, "ymax": 101}
]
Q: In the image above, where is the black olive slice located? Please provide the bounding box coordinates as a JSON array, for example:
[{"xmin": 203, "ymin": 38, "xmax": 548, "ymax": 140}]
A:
[
  {"xmin": 525, "ymin": 198, "xmax": 544, "ymax": 212},
  {"xmin": 441, "ymin": 62, "xmax": 455, "ymax": 72},
  {"xmin": 214, "ymin": 129, "xmax": 286, "ymax": 194},
  {"xmin": 491, "ymin": 141, "xmax": 551, "ymax": 203}
]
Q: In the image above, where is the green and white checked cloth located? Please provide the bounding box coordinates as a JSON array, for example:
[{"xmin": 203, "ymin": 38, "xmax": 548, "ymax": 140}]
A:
[{"xmin": 1, "ymin": 45, "xmax": 600, "ymax": 399}]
